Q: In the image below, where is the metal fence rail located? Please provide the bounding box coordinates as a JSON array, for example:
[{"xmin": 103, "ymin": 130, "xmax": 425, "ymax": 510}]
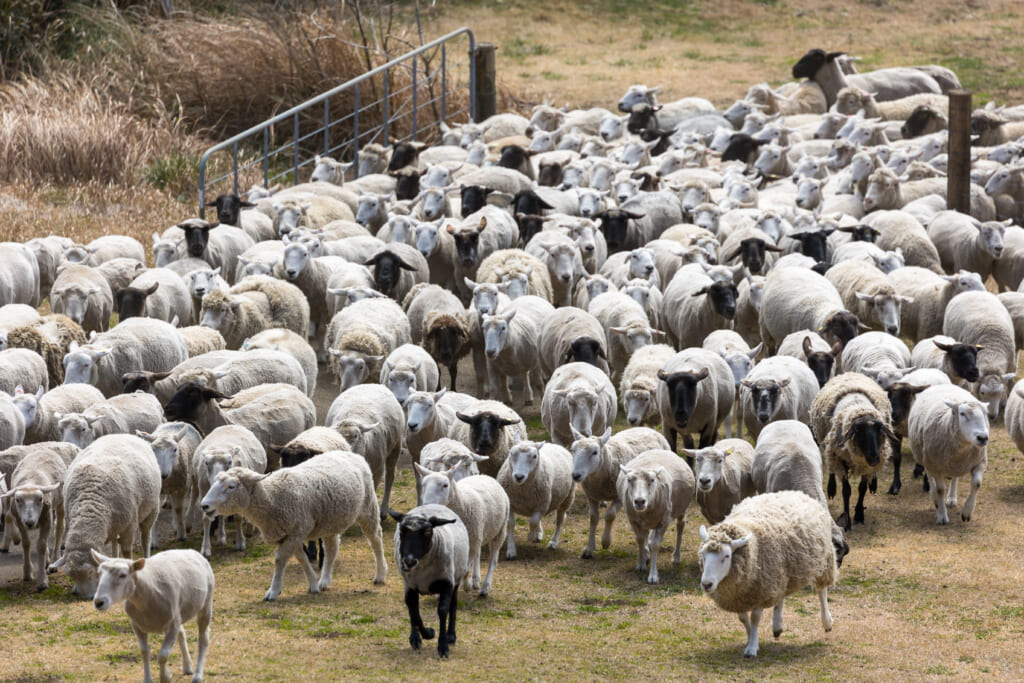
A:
[{"xmin": 197, "ymin": 27, "xmax": 476, "ymax": 217}]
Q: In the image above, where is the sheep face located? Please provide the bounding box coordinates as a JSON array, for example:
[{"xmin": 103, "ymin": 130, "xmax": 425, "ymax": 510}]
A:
[
  {"xmin": 188, "ymin": 268, "xmax": 222, "ymax": 299},
  {"xmin": 720, "ymin": 135, "xmax": 760, "ymax": 165},
  {"xmin": 334, "ymin": 420, "xmax": 377, "ymax": 455},
  {"xmin": 932, "ymin": 341, "xmax": 980, "ymax": 383},
  {"xmin": 178, "ymin": 220, "xmax": 216, "ymax": 259},
  {"xmin": 200, "ymin": 468, "xmax": 253, "ymax": 520},
  {"xmin": 695, "ymin": 281, "xmax": 738, "ymax": 319},
  {"xmin": 692, "ymin": 204, "xmax": 720, "ymax": 233},
  {"xmin": 90, "ymin": 551, "xmax": 143, "ymax": 612},
  {"xmin": 506, "ymin": 443, "xmax": 541, "ymax": 484},
  {"xmin": 976, "ymin": 374, "xmax": 1013, "ymax": 420},
  {"xmin": 854, "ymin": 292, "xmax": 904, "ymax": 336},
  {"xmin": 820, "ymin": 311, "xmax": 862, "ymax": 348},
  {"xmin": 537, "ymin": 161, "xmax": 564, "ymax": 188},
  {"xmin": 52, "ymin": 548, "xmax": 101, "ymax": 599},
  {"xmin": 394, "ymin": 512, "xmax": 456, "ymax": 571},
  {"xmin": 516, "ymin": 214, "xmax": 545, "ymax": 246},
  {"xmin": 617, "ymin": 85, "xmax": 658, "ymax": 113},
  {"xmin": 238, "ymin": 257, "xmax": 275, "ymax": 278},
  {"xmin": 697, "ymin": 525, "xmax": 748, "ymax": 593},
  {"xmin": 945, "ymin": 398, "xmax": 991, "ymax": 445},
  {"xmin": 281, "ymin": 243, "xmax": 312, "ymax": 281},
  {"xmin": 794, "ymin": 178, "xmax": 823, "ymax": 211},
  {"xmin": 356, "ymin": 193, "xmax": 390, "ymax": 228},
  {"xmin": 657, "ymin": 368, "xmax": 710, "ymax": 429},
  {"xmin": 413, "ymin": 222, "xmax": 441, "ymax": 258},
  {"xmin": 585, "ymin": 275, "xmax": 613, "ymax": 302},
  {"xmin": 405, "ymin": 392, "xmax": 438, "ymax": 433},
  {"xmin": 459, "ymin": 185, "xmax": 493, "ymax": 218},
  {"xmin": 331, "ymin": 352, "xmax": 372, "ymax": 392},
  {"xmin": 384, "ymin": 366, "xmax": 420, "ymax": 406},
  {"xmin": 619, "ymin": 464, "xmax": 662, "ymax": 512},
  {"xmin": 498, "ymin": 272, "xmax": 530, "ymax": 299},
  {"xmin": 365, "ymin": 251, "xmax": 416, "ymax": 295},
  {"xmin": 63, "ymin": 345, "xmax": 107, "ymax": 387},
  {"xmin": 469, "ymin": 282, "xmax": 502, "ymax": 317},
  {"xmin": 205, "ymin": 194, "xmax": 254, "ymax": 227},
  {"xmin": 512, "ymin": 190, "xmax": 551, "ymax": 217},
  {"xmin": 741, "ymin": 378, "xmax": 790, "ymax": 424},
  {"xmin": 753, "ymin": 146, "xmax": 784, "ymax": 179},
  {"xmin": 273, "ymin": 202, "xmax": 304, "ymax": 236},
  {"xmin": 577, "ymin": 191, "xmax": 605, "ymax": 219},
  {"xmin": 718, "ymin": 348, "xmax": 757, "ymax": 388},
  {"xmin": 561, "ymin": 163, "xmax": 588, "ymax": 190},
  {"xmin": 52, "ymin": 285, "xmax": 96, "ymax": 326},
  {"xmin": 498, "ymin": 145, "xmax": 531, "ymax": 176},
  {"xmin": 426, "ymin": 319, "xmax": 467, "ymax": 367},
  {"xmin": 886, "ymin": 383, "xmax": 928, "ymax": 425},
  {"xmin": 560, "ymin": 387, "xmax": 601, "ymax": 436},
  {"xmin": 569, "ymin": 428, "xmax": 612, "ymax": 482},
  {"xmin": 420, "ymin": 468, "xmax": 456, "ymax": 506},
  {"xmin": 626, "ymin": 103, "xmax": 657, "ymax": 135},
  {"xmin": 628, "ymin": 248, "xmax": 656, "ymax": 281},
  {"xmin": 728, "ymin": 238, "xmax": 780, "ymax": 275},
  {"xmin": 418, "ymin": 190, "xmax": 447, "ymax": 222},
  {"xmin": 690, "ymin": 446, "xmax": 729, "ymax": 493},
  {"xmin": 623, "ymin": 388, "xmax": 654, "ymax": 426},
  {"xmin": 450, "ymin": 225, "xmax": 484, "ymax": 268},
  {"xmin": 804, "ymin": 344, "xmax": 839, "ymax": 389},
  {"xmin": 278, "ymin": 443, "xmax": 318, "ymax": 469},
  {"xmin": 115, "ymin": 282, "xmax": 159, "ymax": 321},
  {"xmin": 589, "ymin": 162, "xmax": 616, "ymax": 193},
  {"xmin": 977, "ymin": 221, "xmax": 1006, "ymax": 259},
  {"xmin": 12, "ymin": 386, "xmax": 43, "ymax": 427},
  {"xmin": 595, "ymin": 209, "xmax": 642, "ymax": 252},
  {"xmin": 611, "ymin": 325, "xmax": 656, "ymax": 355},
  {"xmin": 152, "ymin": 237, "xmax": 180, "ymax": 267},
  {"xmin": 121, "ymin": 370, "xmax": 166, "ymax": 395},
  {"xmin": 309, "ymin": 156, "xmax": 345, "ymax": 183},
  {"xmin": 455, "ymin": 411, "xmax": 519, "ymax": 456},
  {"xmin": 840, "ymin": 416, "xmax": 889, "ymax": 468},
  {"xmin": 547, "ymin": 244, "xmax": 578, "ymax": 285},
  {"xmin": 198, "ymin": 298, "xmax": 232, "ymax": 331},
  {"xmin": 138, "ymin": 430, "xmax": 182, "ymax": 479},
  {"xmin": 5, "ymin": 484, "xmax": 58, "ymax": 530},
  {"xmin": 566, "ymin": 337, "xmax": 606, "ymax": 368},
  {"xmin": 482, "ymin": 312, "xmax": 513, "ymax": 359},
  {"xmin": 163, "ymin": 382, "xmax": 230, "ymax": 422},
  {"xmin": 902, "ymin": 106, "xmax": 946, "ymax": 139}
]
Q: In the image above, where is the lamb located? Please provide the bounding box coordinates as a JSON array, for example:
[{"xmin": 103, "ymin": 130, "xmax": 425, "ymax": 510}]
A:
[
  {"xmin": 391, "ymin": 504, "xmax": 470, "ymax": 659},
  {"xmin": 91, "ymin": 548, "xmax": 214, "ymax": 683},
  {"xmin": 418, "ymin": 465, "xmax": 510, "ymax": 597},
  {"xmin": 661, "ymin": 270, "xmax": 738, "ymax": 350},
  {"xmin": 497, "ymin": 439, "xmax": 575, "ymax": 560},
  {"xmin": 0, "ymin": 348, "xmax": 49, "ymax": 396},
  {"xmin": 50, "ymin": 263, "xmax": 113, "ymax": 334},
  {"xmin": 840, "ymin": 331, "xmax": 913, "ymax": 386},
  {"xmin": 242, "ymin": 328, "xmax": 317, "ymax": 397},
  {"xmin": 824, "ymin": 259, "xmax": 910, "ymax": 336},
  {"xmin": 910, "ymin": 335, "xmax": 982, "ymax": 386},
  {"xmin": 14, "ymin": 383, "xmax": 105, "ymax": 444},
  {"xmin": 55, "ymin": 392, "xmax": 164, "ymax": 449},
  {"xmin": 943, "ymin": 291, "xmax": 1017, "ymax": 417},
  {"xmin": 199, "ymin": 275, "xmax": 310, "ymax": 350},
  {"xmin": 927, "ymin": 211, "xmax": 1007, "ymax": 281},
  {"xmin": 63, "ymin": 317, "xmax": 188, "ymax": 397},
  {"xmin": 758, "ymin": 266, "xmax": 863, "ymax": 355},
  {"xmin": 616, "ymin": 448, "xmax": 695, "ymax": 584},
  {"xmin": 404, "ymin": 390, "xmax": 478, "ymax": 465},
  {"xmin": 698, "ymin": 490, "xmax": 838, "ymax": 658},
  {"xmin": 191, "ymin": 424, "xmax": 267, "ymax": 557},
  {"xmin": 403, "ymin": 284, "xmax": 472, "ymax": 390},
  {"xmin": 907, "ymin": 385, "xmax": 990, "ymax": 524},
  {"xmin": 810, "ymin": 372, "xmax": 897, "ymax": 530},
  {"xmin": 324, "ymin": 383, "xmax": 405, "ymax": 519},
  {"xmin": 776, "ymin": 331, "xmax": 842, "ymax": 388},
  {"xmin": 620, "ymin": 344, "xmax": 677, "ymax": 427},
  {"xmin": 538, "ymin": 306, "xmax": 610, "ymax": 379},
  {"xmin": 739, "ymin": 356, "xmax": 819, "ymax": 439},
  {"xmin": 449, "ymin": 399, "xmax": 526, "ymax": 478},
  {"xmin": 541, "ymin": 362, "xmax": 617, "ymax": 447},
  {"xmin": 380, "ymin": 344, "xmax": 440, "ymax": 406},
  {"xmin": 135, "ymin": 422, "xmax": 201, "ymax": 542},
  {"xmin": 570, "ymin": 426, "xmax": 669, "ymax": 559},
  {"xmin": 116, "ymin": 268, "xmax": 194, "ymax": 326},
  {"xmin": 886, "ymin": 267, "xmax": 986, "ymax": 342},
  {"xmin": 657, "ymin": 347, "xmax": 734, "ymax": 452},
  {"xmin": 687, "ymin": 439, "xmax": 757, "ymax": 525},
  {"xmin": 325, "ymin": 297, "xmax": 410, "ymax": 391},
  {"xmin": 200, "ymin": 451, "xmax": 388, "ymax": 600},
  {"xmin": 2, "ymin": 446, "xmax": 66, "ymax": 590},
  {"xmin": 481, "ymin": 295, "xmax": 555, "ymax": 406},
  {"xmin": 163, "ymin": 382, "xmax": 315, "ymax": 470},
  {"xmin": 49, "ymin": 433, "xmax": 161, "ymax": 599}
]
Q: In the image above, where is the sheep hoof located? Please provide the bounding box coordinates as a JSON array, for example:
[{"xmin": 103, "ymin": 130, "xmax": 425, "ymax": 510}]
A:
[
  {"xmin": 773, "ymin": 629, "xmax": 782, "ymax": 638},
  {"xmin": 961, "ymin": 512, "xmax": 971, "ymax": 522},
  {"xmin": 581, "ymin": 550, "xmax": 593, "ymax": 560},
  {"xmin": 887, "ymin": 481, "xmax": 901, "ymax": 496}
]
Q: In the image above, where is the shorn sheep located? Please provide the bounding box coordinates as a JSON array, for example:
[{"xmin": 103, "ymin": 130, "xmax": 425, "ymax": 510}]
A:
[
  {"xmin": 497, "ymin": 439, "xmax": 575, "ymax": 560},
  {"xmin": 698, "ymin": 490, "xmax": 838, "ymax": 659}
]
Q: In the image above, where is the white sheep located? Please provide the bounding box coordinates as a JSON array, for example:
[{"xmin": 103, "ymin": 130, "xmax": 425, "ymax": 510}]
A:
[
  {"xmin": 525, "ymin": 229, "xmax": 586, "ymax": 306},
  {"xmin": 739, "ymin": 356, "xmax": 819, "ymax": 439},
  {"xmin": 0, "ymin": 242, "xmax": 41, "ymax": 307},
  {"xmin": 475, "ymin": 248, "xmax": 554, "ymax": 302},
  {"xmin": 841, "ymin": 331, "xmax": 913, "ymax": 387},
  {"xmin": 943, "ymin": 291, "xmax": 1017, "ymax": 418},
  {"xmin": 927, "ymin": 211, "xmax": 1007, "ymax": 281},
  {"xmin": 698, "ymin": 490, "xmax": 838, "ymax": 658},
  {"xmin": 0, "ymin": 350, "xmax": 49, "ymax": 399},
  {"xmin": 199, "ymin": 275, "xmax": 310, "ymax": 350},
  {"xmin": 404, "ymin": 389, "xmax": 477, "ymax": 465},
  {"xmin": 91, "ymin": 548, "xmax": 214, "ymax": 683},
  {"xmin": 620, "ymin": 343, "xmax": 676, "ymax": 428},
  {"xmin": 588, "ymin": 291, "xmax": 662, "ymax": 384},
  {"xmin": 55, "ymin": 391, "xmax": 164, "ymax": 449},
  {"xmin": 272, "ymin": 426, "xmax": 352, "ymax": 470},
  {"xmin": 496, "ymin": 439, "xmax": 575, "ymax": 560},
  {"xmin": 702, "ymin": 330, "xmax": 761, "ymax": 439},
  {"xmin": 242, "ymin": 327, "xmax": 317, "ymax": 397},
  {"xmin": 50, "ymin": 263, "xmax": 113, "ymax": 334},
  {"xmin": 886, "ymin": 267, "xmax": 985, "ymax": 342},
  {"xmin": 0, "ymin": 304, "xmax": 41, "ymax": 350},
  {"xmin": 538, "ymin": 305, "xmax": 610, "ymax": 379},
  {"xmin": 379, "ymin": 343, "xmax": 439, "ymax": 406},
  {"xmin": 824, "ymin": 259, "xmax": 910, "ymax": 336},
  {"xmin": 326, "ymin": 297, "xmax": 411, "ymax": 391},
  {"xmin": 117, "ymin": 268, "xmax": 194, "ymax": 326},
  {"xmin": 272, "ymin": 241, "xmax": 348, "ymax": 357},
  {"xmin": 907, "ymin": 384, "xmax": 990, "ymax": 524},
  {"xmin": 657, "ymin": 347, "xmax": 734, "ymax": 452},
  {"xmin": 49, "ymin": 433, "xmax": 162, "ymax": 598},
  {"xmin": 192, "ymin": 424, "xmax": 266, "ymax": 557},
  {"xmin": 1004, "ymin": 379, "xmax": 1024, "ymax": 454},
  {"xmin": 687, "ymin": 439, "xmax": 757, "ymax": 525},
  {"xmin": 13, "ymin": 383, "xmax": 104, "ymax": 444},
  {"xmin": 758, "ymin": 266, "xmax": 861, "ymax": 355},
  {"xmin": 541, "ymin": 362, "xmax": 617, "ymax": 447},
  {"xmin": 201, "ymin": 451, "xmax": 388, "ymax": 600},
  {"xmin": 569, "ymin": 426, "xmax": 669, "ymax": 559},
  {"xmin": 417, "ymin": 437, "xmax": 487, "ymax": 481},
  {"xmin": 0, "ymin": 388, "xmax": 26, "ymax": 450},
  {"xmin": 418, "ymin": 465, "xmax": 510, "ymax": 597},
  {"xmin": 136, "ymin": 422, "xmax": 202, "ymax": 542},
  {"xmin": 481, "ymin": 295, "xmax": 555, "ymax": 406},
  {"xmin": 616, "ymin": 448, "xmax": 695, "ymax": 584},
  {"xmin": 403, "ymin": 284, "xmax": 472, "ymax": 390},
  {"xmin": 2, "ymin": 447, "xmax": 66, "ymax": 590}
]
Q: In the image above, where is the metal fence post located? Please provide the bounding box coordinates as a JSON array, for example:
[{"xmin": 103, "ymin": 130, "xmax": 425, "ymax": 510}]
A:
[
  {"xmin": 947, "ymin": 89, "xmax": 972, "ymax": 215},
  {"xmin": 473, "ymin": 43, "xmax": 496, "ymax": 123}
]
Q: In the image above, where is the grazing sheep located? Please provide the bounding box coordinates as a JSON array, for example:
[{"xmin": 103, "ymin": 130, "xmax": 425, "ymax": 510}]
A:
[
  {"xmin": 404, "ymin": 284, "xmax": 472, "ymax": 390},
  {"xmin": 324, "ymin": 383, "xmax": 405, "ymax": 520},
  {"xmin": 569, "ymin": 426, "xmax": 669, "ymax": 558},
  {"xmin": 541, "ymin": 362, "xmax": 617, "ymax": 447},
  {"xmin": 325, "ymin": 297, "xmax": 411, "ymax": 391},
  {"xmin": 887, "ymin": 267, "xmax": 986, "ymax": 342},
  {"xmin": 49, "ymin": 434, "xmax": 161, "ymax": 599},
  {"xmin": 449, "ymin": 400, "xmax": 526, "ymax": 478},
  {"xmin": 620, "ymin": 343, "xmax": 676, "ymax": 428},
  {"xmin": 135, "ymin": 422, "xmax": 202, "ymax": 542},
  {"xmin": 497, "ymin": 439, "xmax": 575, "ymax": 560},
  {"xmin": 538, "ymin": 306, "xmax": 610, "ymax": 379},
  {"xmin": 481, "ymin": 295, "xmax": 556, "ymax": 406},
  {"xmin": 907, "ymin": 385, "xmax": 990, "ymax": 524},
  {"xmin": 51, "ymin": 263, "xmax": 113, "ymax": 334},
  {"xmin": 943, "ymin": 291, "xmax": 1017, "ymax": 418},
  {"xmin": 616, "ymin": 448, "xmax": 695, "ymax": 584},
  {"xmin": 3, "ymin": 447, "xmax": 66, "ymax": 590},
  {"xmin": 657, "ymin": 348, "xmax": 734, "ymax": 452},
  {"xmin": 739, "ymin": 356, "xmax": 819, "ymax": 439},
  {"xmin": 191, "ymin": 425, "xmax": 266, "ymax": 557},
  {"xmin": 777, "ymin": 331, "xmax": 842, "ymax": 389},
  {"xmin": 391, "ymin": 504, "xmax": 470, "ymax": 659},
  {"xmin": 56, "ymin": 392, "xmax": 164, "ymax": 449},
  {"xmin": 687, "ymin": 439, "xmax": 757, "ymax": 525},
  {"xmin": 200, "ymin": 451, "xmax": 388, "ymax": 600},
  {"xmin": 698, "ymin": 490, "xmax": 838, "ymax": 659},
  {"xmin": 91, "ymin": 548, "xmax": 214, "ymax": 683},
  {"xmin": 810, "ymin": 373, "xmax": 896, "ymax": 531}
]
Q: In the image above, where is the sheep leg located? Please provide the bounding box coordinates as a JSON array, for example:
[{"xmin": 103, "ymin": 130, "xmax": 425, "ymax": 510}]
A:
[
  {"xmin": 837, "ymin": 477, "xmax": 852, "ymax": 532},
  {"xmin": 528, "ymin": 510, "xmax": 543, "ymax": 543},
  {"xmin": 946, "ymin": 477, "xmax": 959, "ymax": 508},
  {"xmin": 468, "ymin": 541, "xmax": 483, "ymax": 592},
  {"xmin": 698, "ymin": 426, "xmax": 715, "ymax": 449},
  {"xmin": 548, "ymin": 501, "xmax": 569, "ymax": 550},
  {"xmin": 887, "ymin": 435, "xmax": 903, "ymax": 495},
  {"xmin": 436, "ymin": 582, "xmax": 455, "ymax": 658},
  {"xmin": 826, "ymin": 473, "xmax": 837, "ymax": 499},
  {"xmin": 648, "ymin": 526, "xmax": 668, "ymax": 585},
  {"xmin": 664, "ymin": 427, "xmax": 677, "ymax": 454},
  {"xmin": 630, "ymin": 520, "xmax": 648, "ymax": 573},
  {"xmin": 961, "ymin": 461, "xmax": 986, "ymax": 522},
  {"xmin": 472, "ymin": 348, "xmax": 487, "ymax": 397},
  {"xmin": 479, "ymin": 536, "xmax": 503, "ymax": 597},
  {"xmin": 35, "ymin": 513, "xmax": 52, "ymax": 591},
  {"xmin": 724, "ymin": 407, "xmax": 733, "ymax": 439},
  {"xmin": 772, "ymin": 598, "xmax": 785, "ymax": 638},
  {"xmin": 380, "ymin": 452, "xmax": 399, "ymax": 522},
  {"xmin": 172, "ymin": 497, "xmax": 187, "ymax": 542},
  {"xmin": 930, "ymin": 474, "xmax": 950, "ymax": 525},
  {"xmin": 582, "ymin": 498, "xmax": 600, "ymax": 558},
  {"xmin": 234, "ymin": 516, "xmax": 246, "ymax": 552},
  {"xmin": 317, "ymin": 533, "xmax": 340, "ymax": 592},
  {"xmin": 140, "ymin": 509, "xmax": 157, "ymax": 557},
  {"xmin": 53, "ymin": 501, "xmax": 65, "ymax": 555},
  {"xmin": 175, "ymin": 623, "xmax": 194, "ymax": 677},
  {"xmin": 356, "ymin": 513, "xmax": 388, "ymax": 585},
  {"xmin": 682, "ymin": 434, "xmax": 695, "ymax": 450},
  {"xmin": 151, "ymin": 621, "xmax": 180, "ymax": 683},
  {"xmin": 135, "ymin": 624, "xmax": 154, "ymax": 683},
  {"xmin": 291, "ymin": 542, "xmax": 320, "ymax": 594},
  {"xmin": 739, "ymin": 608, "xmax": 762, "ymax": 658},
  {"xmin": 521, "ymin": 370, "xmax": 535, "ymax": 406},
  {"xmin": 216, "ymin": 513, "xmax": 227, "ymax": 547},
  {"xmin": 600, "ymin": 500, "xmax": 621, "ymax": 550},
  {"xmin": 505, "ymin": 512, "xmax": 518, "ymax": 560},
  {"xmin": 0, "ymin": 511, "xmax": 10, "ymax": 552},
  {"xmin": 405, "ymin": 588, "xmax": 434, "ymax": 651},
  {"xmin": 200, "ymin": 517, "xmax": 213, "ymax": 558},
  {"xmin": 818, "ymin": 587, "xmax": 834, "ymax": 632},
  {"xmin": 16, "ymin": 519, "xmax": 31, "ymax": 583},
  {"xmin": 265, "ymin": 539, "xmax": 302, "ymax": 600},
  {"xmin": 447, "ymin": 583, "xmax": 459, "ymax": 646},
  {"xmin": 672, "ymin": 516, "xmax": 684, "ymax": 566},
  {"xmin": 193, "ymin": 596, "xmax": 212, "ymax": 683},
  {"xmin": 447, "ymin": 363, "xmax": 458, "ymax": 393},
  {"xmin": 853, "ymin": 476, "xmax": 869, "ymax": 525}
]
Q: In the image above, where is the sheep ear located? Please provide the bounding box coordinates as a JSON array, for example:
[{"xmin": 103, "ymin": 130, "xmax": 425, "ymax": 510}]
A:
[
  {"xmin": 360, "ymin": 422, "xmax": 379, "ymax": 434},
  {"xmin": 619, "ymin": 463, "xmax": 630, "ymax": 476},
  {"xmin": 854, "ymin": 291, "xmax": 873, "ymax": 302},
  {"xmin": 470, "ymin": 454, "xmax": 489, "ymax": 463},
  {"xmin": 90, "ymin": 548, "xmax": 113, "ymax": 567},
  {"xmin": 433, "ymin": 388, "xmax": 447, "ymax": 401},
  {"xmin": 730, "ymin": 535, "xmax": 750, "ymax": 551},
  {"xmin": 599, "ymin": 427, "xmax": 612, "ymax": 445},
  {"xmin": 131, "ymin": 558, "xmax": 146, "ymax": 572},
  {"xmin": 748, "ymin": 343, "xmax": 763, "ymax": 359},
  {"xmin": 698, "ymin": 525, "xmax": 709, "ymax": 542},
  {"xmin": 388, "ymin": 509, "xmax": 406, "ymax": 523},
  {"xmin": 428, "ymin": 516, "xmax": 457, "ymax": 528},
  {"xmin": 463, "ymin": 277, "xmax": 478, "ymax": 290},
  {"xmin": 455, "ymin": 411, "xmax": 472, "ymax": 424},
  {"xmin": 412, "ymin": 462, "xmax": 430, "ymax": 477},
  {"xmin": 135, "ymin": 430, "xmax": 156, "ymax": 442},
  {"xmin": 569, "ymin": 425, "xmax": 585, "ymax": 441}
]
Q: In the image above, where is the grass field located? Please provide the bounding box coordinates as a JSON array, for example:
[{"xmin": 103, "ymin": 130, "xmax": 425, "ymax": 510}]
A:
[{"xmin": 3, "ymin": 0, "xmax": 1024, "ymax": 680}]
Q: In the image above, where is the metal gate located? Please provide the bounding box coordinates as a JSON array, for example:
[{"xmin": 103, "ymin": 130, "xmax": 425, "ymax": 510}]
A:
[{"xmin": 197, "ymin": 26, "xmax": 476, "ymax": 216}]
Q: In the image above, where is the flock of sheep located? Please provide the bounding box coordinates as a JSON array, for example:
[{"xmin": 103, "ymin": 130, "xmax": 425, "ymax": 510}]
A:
[{"xmin": 3, "ymin": 43, "xmax": 1024, "ymax": 676}]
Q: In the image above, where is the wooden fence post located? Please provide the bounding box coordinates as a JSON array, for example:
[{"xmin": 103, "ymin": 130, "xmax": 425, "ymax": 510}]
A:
[
  {"xmin": 947, "ymin": 89, "xmax": 972, "ymax": 214},
  {"xmin": 474, "ymin": 43, "xmax": 496, "ymax": 123}
]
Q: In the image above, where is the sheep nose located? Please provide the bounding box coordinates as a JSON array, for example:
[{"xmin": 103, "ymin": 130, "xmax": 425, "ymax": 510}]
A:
[
  {"xmin": 572, "ymin": 472, "xmax": 583, "ymax": 482},
  {"xmin": 976, "ymin": 435, "xmax": 989, "ymax": 446},
  {"xmin": 286, "ymin": 270, "xmax": 297, "ymax": 278},
  {"xmin": 644, "ymin": 265, "xmax": 654, "ymax": 275},
  {"xmin": 628, "ymin": 416, "xmax": 639, "ymax": 425},
  {"xmin": 699, "ymin": 477, "xmax": 712, "ymax": 489},
  {"xmin": 407, "ymin": 422, "xmax": 420, "ymax": 432},
  {"xmin": 633, "ymin": 498, "xmax": 646, "ymax": 509},
  {"xmin": 584, "ymin": 244, "xmax": 594, "ymax": 253},
  {"xmin": 757, "ymin": 413, "xmax": 770, "ymax": 424},
  {"xmin": 94, "ymin": 598, "xmax": 107, "ymax": 610},
  {"xmin": 701, "ymin": 581, "xmax": 714, "ymax": 592},
  {"xmin": 560, "ymin": 273, "xmax": 571, "ymax": 282},
  {"xmin": 402, "ymin": 555, "xmax": 419, "ymax": 569},
  {"xmin": 514, "ymin": 474, "xmax": 526, "ymax": 483},
  {"xmin": 201, "ymin": 504, "xmax": 212, "ymax": 513}
]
